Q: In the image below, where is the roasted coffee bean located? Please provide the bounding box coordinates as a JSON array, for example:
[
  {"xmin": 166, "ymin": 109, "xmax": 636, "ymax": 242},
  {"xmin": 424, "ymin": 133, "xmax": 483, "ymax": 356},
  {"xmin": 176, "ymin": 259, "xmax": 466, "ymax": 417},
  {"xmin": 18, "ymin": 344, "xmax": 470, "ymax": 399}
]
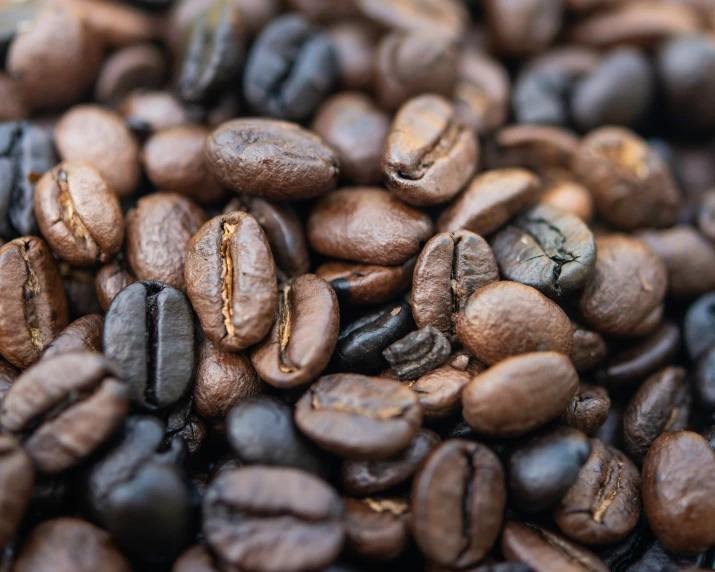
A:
[
  {"xmin": 637, "ymin": 225, "xmax": 715, "ymax": 298},
  {"xmin": 599, "ymin": 322, "xmax": 680, "ymax": 387},
  {"xmin": 560, "ymin": 383, "xmax": 611, "ymax": 436},
  {"xmin": 54, "ymin": 105, "xmax": 140, "ymax": 199},
  {"xmin": 454, "ymin": 50, "xmax": 510, "ymax": 135},
  {"xmin": 6, "ymin": 4, "xmax": 103, "ymax": 112},
  {"xmin": 623, "ymin": 367, "xmax": 690, "ymax": 463},
  {"xmin": 412, "ymin": 439, "xmax": 506, "ymax": 568},
  {"xmin": 41, "ymin": 314, "xmax": 103, "ymax": 361},
  {"xmin": 412, "ymin": 230, "xmax": 498, "ymax": 340},
  {"xmin": 554, "ymin": 439, "xmax": 641, "ymax": 545},
  {"xmin": 508, "ymin": 427, "xmax": 592, "ymax": 514},
  {"xmin": 177, "ymin": 0, "xmax": 243, "ymax": 103},
  {"xmin": 374, "ymin": 31, "xmax": 457, "ymax": 112},
  {"xmin": 0, "ymin": 121, "xmax": 55, "ymax": 241},
  {"xmin": 0, "ymin": 352, "xmax": 128, "ymax": 472},
  {"xmin": 382, "ymin": 94, "xmax": 478, "ymax": 206},
  {"xmin": 0, "ymin": 73, "xmax": 28, "ymax": 122},
  {"xmin": 0, "ymin": 359, "xmax": 18, "ymax": 404},
  {"xmin": 119, "ymin": 90, "xmax": 193, "ymax": 134},
  {"xmin": 227, "ymin": 396, "xmax": 331, "ymax": 479},
  {"xmin": 579, "ymin": 235, "xmax": 667, "ymax": 338},
  {"xmin": 457, "ymin": 282, "xmax": 573, "ymax": 366},
  {"xmin": 68, "ymin": 0, "xmax": 156, "ymax": 48},
  {"xmin": 327, "ymin": 21, "xmax": 377, "ymax": 92},
  {"xmin": 13, "ymin": 518, "xmax": 132, "ymax": 572},
  {"xmin": 203, "ymin": 466, "xmax": 345, "ymax": 572},
  {"xmin": 308, "ymin": 187, "xmax": 433, "ymax": 266},
  {"xmin": 295, "ymin": 373, "xmax": 423, "ymax": 460},
  {"xmin": 316, "ymin": 257, "xmax": 415, "ymax": 306},
  {"xmin": 311, "ymin": 92, "xmax": 390, "ymax": 186},
  {"xmin": 225, "ymin": 195, "xmax": 310, "ymax": 282},
  {"xmin": 573, "ymin": 127, "xmax": 680, "ymax": 230},
  {"xmin": 186, "ymin": 211, "xmax": 278, "ymax": 352},
  {"xmin": 622, "ymin": 538, "xmax": 708, "ymax": 572},
  {"xmin": 405, "ymin": 350, "xmax": 485, "ymax": 421},
  {"xmin": 642, "ymin": 432, "xmax": 715, "ymax": 555},
  {"xmin": 695, "ymin": 346, "xmax": 715, "ymax": 412},
  {"xmin": 484, "ymin": 0, "xmax": 563, "ymax": 57},
  {"xmin": 243, "ymin": 14, "xmax": 338, "ymax": 122},
  {"xmin": 491, "ymin": 203, "xmax": 597, "ymax": 297},
  {"xmin": 142, "ymin": 126, "xmax": 225, "ymax": 205},
  {"xmin": 204, "ymin": 118, "xmax": 339, "ymax": 200},
  {"xmin": 174, "ymin": 545, "xmax": 220, "ymax": 572},
  {"xmin": 0, "ymin": 236, "xmax": 68, "ymax": 368},
  {"xmin": 34, "ymin": 162, "xmax": 124, "ymax": 266},
  {"xmin": 341, "ymin": 428, "xmax": 440, "ymax": 496},
  {"xmin": 595, "ymin": 401, "xmax": 624, "ymax": 451},
  {"xmin": 94, "ymin": 44, "xmax": 167, "ymax": 104},
  {"xmin": 96, "ymin": 260, "xmax": 137, "ymax": 312},
  {"xmin": 485, "ymin": 125, "xmax": 579, "ymax": 174},
  {"xmin": 194, "ymin": 338, "xmax": 262, "ymax": 418},
  {"xmin": 541, "ymin": 179, "xmax": 595, "ymax": 223},
  {"xmin": 570, "ymin": 324, "xmax": 608, "ymax": 372},
  {"xmin": 684, "ymin": 292, "xmax": 715, "ymax": 361},
  {"xmin": 696, "ymin": 190, "xmax": 715, "ymax": 243},
  {"xmin": 59, "ymin": 263, "xmax": 103, "ymax": 320},
  {"xmin": 501, "ymin": 521, "xmax": 609, "ymax": 572},
  {"xmin": 0, "ymin": 434, "xmax": 34, "ymax": 549},
  {"xmin": 334, "ymin": 300, "xmax": 415, "ymax": 375},
  {"xmin": 127, "ymin": 193, "xmax": 207, "ymax": 291},
  {"xmin": 382, "ymin": 326, "xmax": 451, "ymax": 381},
  {"xmin": 437, "ymin": 169, "xmax": 541, "ymax": 236},
  {"xmin": 462, "ymin": 352, "xmax": 579, "ymax": 437},
  {"xmin": 252, "ymin": 274, "xmax": 339, "ymax": 388},
  {"xmin": 103, "ymin": 281, "xmax": 195, "ymax": 410},
  {"xmin": 344, "ymin": 497, "xmax": 410, "ymax": 561},
  {"xmin": 356, "ymin": 0, "xmax": 468, "ymax": 42}
]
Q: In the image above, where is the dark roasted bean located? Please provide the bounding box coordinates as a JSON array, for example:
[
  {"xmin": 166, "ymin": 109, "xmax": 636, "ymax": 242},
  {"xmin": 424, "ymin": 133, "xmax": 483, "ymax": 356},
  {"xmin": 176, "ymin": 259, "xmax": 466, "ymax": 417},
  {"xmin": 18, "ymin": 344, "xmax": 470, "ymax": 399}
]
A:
[
  {"xmin": 382, "ymin": 326, "xmax": 451, "ymax": 381},
  {"xmin": 41, "ymin": 314, "xmax": 103, "ymax": 361},
  {"xmin": 344, "ymin": 496, "xmax": 410, "ymax": 561},
  {"xmin": 695, "ymin": 345, "xmax": 715, "ymax": 412},
  {"xmin": 570, "ymin": 324, "xmax": 608, "ymax": 372},
  {"xmin": 560, "ymin": 383, "xmax": 611, "ymax": 436},
  {"xmin": 684, "ymin": 292, "xmax": 715, "ymax": 360},
  {"xmin": 0, "ymin": 434, "xmax": 34, "ymax": 549}
]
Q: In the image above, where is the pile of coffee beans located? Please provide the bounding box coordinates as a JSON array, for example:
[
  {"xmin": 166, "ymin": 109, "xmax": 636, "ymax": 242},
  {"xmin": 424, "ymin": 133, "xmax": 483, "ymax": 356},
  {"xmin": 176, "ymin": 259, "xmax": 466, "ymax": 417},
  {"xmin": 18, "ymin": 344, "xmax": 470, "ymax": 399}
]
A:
[{"xmin": 2, "ymin": 0, "xmax": 715, "ymax": 571}]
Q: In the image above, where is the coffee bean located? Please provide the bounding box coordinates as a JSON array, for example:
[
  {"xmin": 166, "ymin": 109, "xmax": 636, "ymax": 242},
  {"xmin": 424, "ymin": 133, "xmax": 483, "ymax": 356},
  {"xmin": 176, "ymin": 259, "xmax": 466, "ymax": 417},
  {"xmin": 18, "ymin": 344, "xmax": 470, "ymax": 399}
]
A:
[
  {"xmin": 462, "ymin": 352, "xmax": 579, "ymax": 437},
  {"xmin": 308, "ymin": 187, "xmax": 433, "ymax": 266},
  {"xmin": 165, "ymin": 396, "xmax": 207, "ymax": 455},
  {"xmin": 334, "ymin": 300, "xmax": 415, "ymax": 375},
  {"xmin": 508, "ymin": 427, "xmax": 592, "ymax": 514},
  {"xmin": 470, "ymin": 564, "xmax": 534, "ymax": 572},
  {"xmin": 327, "ymin": 21, "xmax": 376, "ymax": 92},
  {"xmin": 203, "ymin": 466, "xmax": 345, "ymax": 572},
  {"xmin": 226, "ymin": 395, "xmax": 332, "ymax": 479},
  {"xmin": 344, "ymin": 497, "xmax": 410, "ymax": 560},
  {"xmin": 573, "ymin": 127, "xmax": 680, "ymax": 230},
  {"xmin": 485, "ymin": 0, "xmax": 563, "ymax": 57},
  {"xmin": 554, "ymin": 439, "xmax": 641, "ymax": 545},
  {"xmin": 684, "ymin": 292, "xmax": 715, "ymax": 360},
  {"xmin": 316, "ymin": 257, "xmax": 415, "ymax": 306},
  {"xmin": 637, "ymin": 225, "xmax": 715, "ymax": 298},
  {"xmin": 356, "ymin": 0, "xmax": 468, "ymax": 42},
  {"xmin": 457, "ymin": 282, "xmax": 573, "ymax": 366},
  {"xmin": 142, "ymin": 126, "xmax": 225, "ymax": 205},
  {"xmin": 311, "ymin": 92, "xmax": 390, "ymax": 186},
  {"xmin": 295, "ymin": 373, "xmax": 423, "ymax": 460},
  {"xmin": 186, "ymin": 211, "xmax": 278, "ymax": 352},
  {"xmin": 541, "ymin": 179, "xmax": 595, "ymax": 223},
  {"xmin": 7, "ymin": 4, "xmax": 103, "ymax": 111},
  {"xmin": 695, "ymin": 346, "xmax": 715, "ymax": 412},
  {"xmin": 0, "ymin": 434, "xmax": 34, "ymax": 549},
  {"xmin": 174, "ymin": 545, "xmax": 220, "ymax": 572},
  {"xmin": 642, "ymin": 431, "xmax": 715, "ymax": 554},
  {"xmin": 204, "ymin": 118, "xmax": 339, "ymax": 200},
  {"xmin": 194, "ymin": 338, "xmax": 262, "ymax": 418},
  {"xmin": 243, "ymin": 14, "xmax": 339, "ymax": 122},
  {"xmin": 13, "ymin": 518, "xmax": 132, "ymax": 572},
  {"xmin": 70, "ymin": 0, "xmax": 156, "ymax": 48},
  {"xmin": 96, "ymin": 259, "xmax": 137, "ymax": 312},
  {"xmin": 0, "ymin": 121, "xmax": 55, "ymax": 241},
  {"xmin": 501, "ymin": 521, "xmax": 609, "ymax": 572},
  {"xmin": 119, "ymin": 90, "xmax": 193, "ymax": 134},
  {"xmin": 177, "ymin": 0, "xmax": 243, "ymax": 103},
  {"xmin": 0, "ymin": 359, "xmax": 18, "ymax": 404},
  {"xmin": 252, "ymin": 274, "xmax": 339, "ymax": 388},
  {"xmin": 437, "ymin": 169, "xmax": 541, "ymax": 236},
  {"xmin": 94, "ymin": 44, "xmax": 167, "ymax": 104},
  {"xmin": 382, "ymin": 94, "xmax": 478, "ymax": 206},
  {"xmin": 579, "ymin": 235, "xmax": 667, "ymax": 338},
  {"xmin": 383, "ymin": 326, "xmax": 451, "ymax": 381},
  {"xmin": 0, "ymin": 236, "xmax": 68, "ymax": 368},
  {"xmin": 485, "ymin": 125, "xmax": 579, "ymax": 174},
  {"xmin": 620, "ymin": 537, "xmax": 709, "ymax": 572},
  {"xmin": 341, "ymin": 428, "xmax": 440, "ymax": 496},
  {"xmin": 0, "ymin": 73, "xmax": 28, "ymax": 122},
  {"xmin": 374, "ymin": 32, "xmax": 458, "ymax": 111},
  {"xmin": 411, "ymin": 439, "xmax": 506, "ymax": 568},
  {"xmin": 696, "ymin": 190, "xmax": 715, "ymax": 243},
  {"xmin": 127, "ymin": 192, "xmax": 206, "ymax": 291},
  {"xmin": 623, "ymin": 367, "xmax": 690, "ymax": 463},
  {"xmin": 34, "ymin": 162, "xmax": 124, "ymax": 266},
  {"xmin": 412, "ymin": 230, "xmax": 499, "ymax": 340},
  {"xmin": 103, "ymin": 281, "xmax": 195, "ymax": 410},
  {"xmin": 570, "ymin": 324, "xmax": 608, "ymax": 372},
  {"xmin": 41, "ymin": 314, "xmax": 103, "ymax": 361},
  {"xmin": 491, "ymin": 203, "xmax": 597, "ymax": 297},
  {"xmin": 560, "ymin": 383, "xmax": 611, "ymax": 436},
  {"xmin": 0, "ymin": 352, "xmax": 128, "ymax": 472},
  {"xmin": 54, "ymin": 105, "xmax": 140, "ymax": 199}
]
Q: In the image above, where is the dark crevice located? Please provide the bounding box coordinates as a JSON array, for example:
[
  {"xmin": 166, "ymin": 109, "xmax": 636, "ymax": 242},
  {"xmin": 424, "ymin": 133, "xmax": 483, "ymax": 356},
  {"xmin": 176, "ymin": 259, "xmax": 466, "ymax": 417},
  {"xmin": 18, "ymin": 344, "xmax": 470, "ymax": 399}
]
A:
[{"xmin": 144, "ymin": 287, "xmax": 160, "ymax": 408}]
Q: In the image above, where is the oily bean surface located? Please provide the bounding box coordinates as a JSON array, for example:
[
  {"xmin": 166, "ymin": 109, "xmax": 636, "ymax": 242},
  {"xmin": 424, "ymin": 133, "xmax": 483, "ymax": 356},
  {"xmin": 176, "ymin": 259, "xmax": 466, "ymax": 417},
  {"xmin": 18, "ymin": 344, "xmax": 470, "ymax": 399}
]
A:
[
  {"xmin": 561, "ymin": 383, "xmax": 611, "ymax": 436},
  {"xmin": 343, "ymin": 497, "xmax": 410, "ymax": 561},
  {"xmin": 41, "ymin": 314, "xmax": 103, "ymax": 361}
]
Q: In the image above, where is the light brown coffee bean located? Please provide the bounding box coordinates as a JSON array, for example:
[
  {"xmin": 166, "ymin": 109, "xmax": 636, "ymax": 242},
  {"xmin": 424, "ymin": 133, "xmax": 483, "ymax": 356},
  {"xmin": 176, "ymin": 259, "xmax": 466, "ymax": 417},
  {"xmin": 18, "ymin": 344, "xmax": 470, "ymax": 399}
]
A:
[
  {"xmin": 94, "ymin": 43, "xmax": 167, "ymax": 104},
  {"xmin": 41, "ymin": 314, "xmax": 103, "ymax": 361},
  {"xmin": 96, "ymin": 260, "xmax": 136, "ymax": 312}
]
